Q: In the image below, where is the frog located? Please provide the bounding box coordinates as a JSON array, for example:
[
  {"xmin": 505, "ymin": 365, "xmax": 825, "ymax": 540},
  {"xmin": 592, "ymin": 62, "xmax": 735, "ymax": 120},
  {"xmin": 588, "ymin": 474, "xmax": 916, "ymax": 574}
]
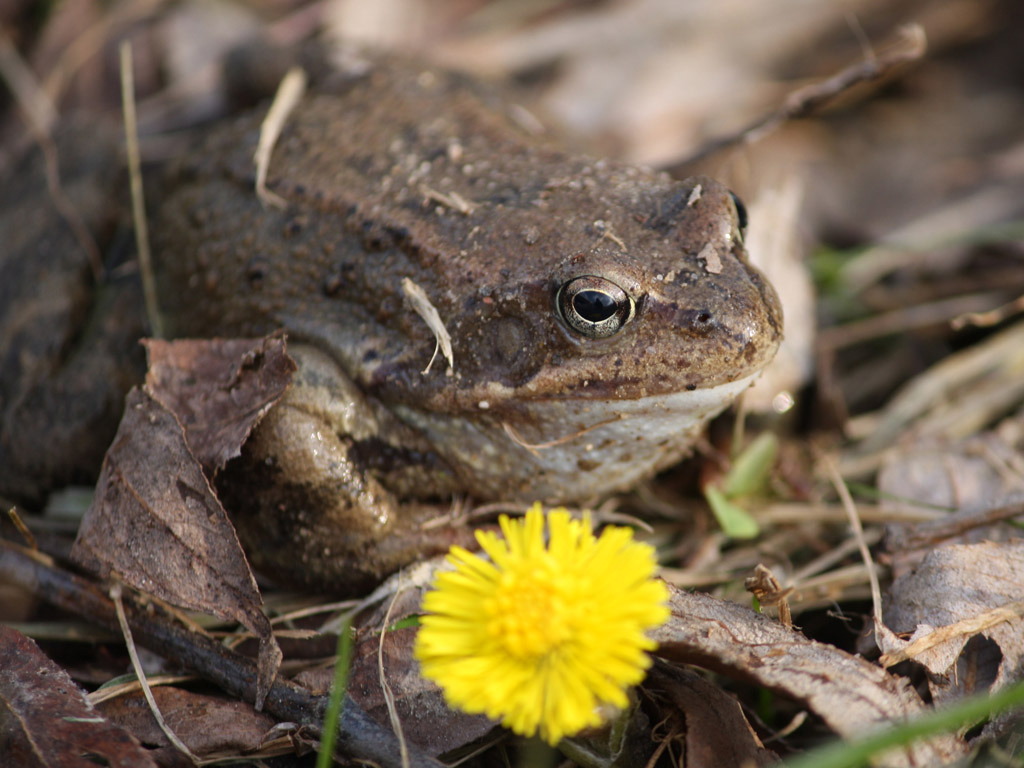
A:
[{"xmin": 149, "ymin": 54, "xmax": 782, "ymax": 593}]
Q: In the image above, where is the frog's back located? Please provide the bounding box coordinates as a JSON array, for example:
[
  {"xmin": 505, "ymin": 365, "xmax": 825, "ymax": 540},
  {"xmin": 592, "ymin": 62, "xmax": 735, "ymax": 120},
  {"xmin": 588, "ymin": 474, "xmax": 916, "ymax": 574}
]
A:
[{"xmin": 154, "ymin": 57, "xmax": 567, "ymax": 353}]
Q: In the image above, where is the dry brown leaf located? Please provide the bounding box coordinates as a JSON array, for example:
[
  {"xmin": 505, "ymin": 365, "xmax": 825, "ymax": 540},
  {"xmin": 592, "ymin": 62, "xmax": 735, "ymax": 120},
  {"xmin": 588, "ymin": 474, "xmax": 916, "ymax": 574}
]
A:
[
  {"xmin": 70, "ymin": 387, "xmax": 281, "ymax": 710},
  {"xmin": 0, "ymin": 625, "xmax": 158, "ymax": 768},
  {"xmin": 650, "ymin": 584, "xmax": 964, "ymax": 767},
  {"xmin": 143, "ymin": 335, "xmax": 296, "ymax": 475},
  {"xmin": 348, "ymin": 606, "xmax": 495, "ymax": 757},
  {"xmin": 879, "ymin": 434, "xmax": 1024, "ymax": 526},
  {"xmin": 643, "ymin": 662, "xmax": 778, "ymax": 768},
  {"xmin": 877, "ymin": 415, "xmax": 1024, "ymax": 587},
  {"xmin": 97, "ymin": 686, "xmax": 281, "ymax": 764},
  {"xmin": 883, "ymin": 541, "xmax": 1024, "ymax": 703}
]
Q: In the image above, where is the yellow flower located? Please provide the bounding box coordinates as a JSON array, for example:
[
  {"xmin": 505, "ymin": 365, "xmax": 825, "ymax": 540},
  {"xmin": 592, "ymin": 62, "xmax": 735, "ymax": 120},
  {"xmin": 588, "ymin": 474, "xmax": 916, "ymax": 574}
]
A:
[{"xmin": 414, "ymin": 503, "xmax": 669, "ymax": 745}]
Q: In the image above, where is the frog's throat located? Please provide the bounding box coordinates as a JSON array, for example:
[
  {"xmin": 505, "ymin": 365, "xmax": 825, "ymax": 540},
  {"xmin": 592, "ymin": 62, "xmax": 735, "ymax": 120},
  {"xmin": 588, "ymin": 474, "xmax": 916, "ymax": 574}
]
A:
[
  {"xmin": 515, "ymin": 370, "xmax": 763, "ymax": 456},
  {"xmin": 393, "ymin": 370, "xmax": 765, "ymax": 502}
]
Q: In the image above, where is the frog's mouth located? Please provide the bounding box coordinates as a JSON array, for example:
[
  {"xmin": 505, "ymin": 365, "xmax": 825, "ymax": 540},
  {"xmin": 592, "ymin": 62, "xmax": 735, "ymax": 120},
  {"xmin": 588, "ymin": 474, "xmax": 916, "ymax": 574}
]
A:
[
  {"xmin": 389, "ymin": 369, "xmax": 766, "ymax": 502},
  {"xmin": 500, "ymin": 369, "xmax": 764, "ymax": 454}
]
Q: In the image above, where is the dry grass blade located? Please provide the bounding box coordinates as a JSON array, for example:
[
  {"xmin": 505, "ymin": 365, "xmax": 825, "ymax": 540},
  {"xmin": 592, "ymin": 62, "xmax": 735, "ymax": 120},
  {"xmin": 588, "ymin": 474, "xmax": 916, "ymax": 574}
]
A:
[
  {"xmin": 110, "ymin": 583, "xmax": 200, "ymax": 765},
  {"xmin": 120, "ymin": 41, "xmax": 163, "ymax": 339},
  {"xmin": 952, "ymin": 294, "xmax": 1024, "ymax": 330},
  {"xmin": 852, "ymin": 321, "xmax": 1024, "ymax": 455},
  {"xmin": 0, "ymin": 31, "xmax": 57, "ymax": 131},
  {"xmin": 6, "ymin": 507, "xmax": 37, "ymax": 550},
  {"xmin": 378, "ymin": 582, "xmax": 411, "ymax": 768},
  {"xmin": 880, "ymin": 600, "xmax": 1024, "ymax": 669},
  {"xmin": 825, "ymin": 455, "xmax": 883, "ymax": 629},
  {"xmin": 402, "ymin": 277, "xmax": 454, "ymax": 374},
  {"xmin": 255, "ymin": 66, "xmax": 308, "ymax": 209},
  {"xmin": 888, "ymin": 495, "xmax": 1024, "ymax": 551}
]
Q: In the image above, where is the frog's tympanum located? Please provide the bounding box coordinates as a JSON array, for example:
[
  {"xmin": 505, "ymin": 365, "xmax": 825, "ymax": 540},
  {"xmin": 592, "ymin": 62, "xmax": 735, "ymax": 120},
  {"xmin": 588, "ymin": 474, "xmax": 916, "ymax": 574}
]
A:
[{"xmin": 151, "ymin": 58, "xmax": 782, "ymax": 591}]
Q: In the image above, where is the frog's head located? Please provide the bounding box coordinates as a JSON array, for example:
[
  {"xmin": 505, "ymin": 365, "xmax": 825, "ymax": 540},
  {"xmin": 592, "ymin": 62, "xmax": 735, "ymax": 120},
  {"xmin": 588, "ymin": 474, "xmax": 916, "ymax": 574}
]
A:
[
  {"xmin": 384, "ymin": 173, "xmax": 783, "ymax": 500},
  {"xmin": 426, "ymin": 175, "xmax": 781, "ymax": 401}
]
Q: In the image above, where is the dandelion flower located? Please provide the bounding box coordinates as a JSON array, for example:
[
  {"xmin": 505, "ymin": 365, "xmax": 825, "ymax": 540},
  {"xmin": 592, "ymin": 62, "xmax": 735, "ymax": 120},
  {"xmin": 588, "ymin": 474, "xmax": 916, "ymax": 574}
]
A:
[{"xmin": 414, "ymin": 503, "xmax": 669, "ymax": 745}]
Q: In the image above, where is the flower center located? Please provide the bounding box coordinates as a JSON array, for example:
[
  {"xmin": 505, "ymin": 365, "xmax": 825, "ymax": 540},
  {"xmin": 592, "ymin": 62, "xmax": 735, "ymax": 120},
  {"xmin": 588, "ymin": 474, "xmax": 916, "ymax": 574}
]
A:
[{"xmin": 489, "ymin": 559, "xmax": 575, "ymax": 659}]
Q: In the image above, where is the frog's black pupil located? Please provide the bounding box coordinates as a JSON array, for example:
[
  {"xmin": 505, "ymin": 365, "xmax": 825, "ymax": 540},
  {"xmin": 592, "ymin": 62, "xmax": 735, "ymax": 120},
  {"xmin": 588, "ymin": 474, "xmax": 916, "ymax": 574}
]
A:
[{"xmin": 573, "ymin": 290, "xmax": 617, "ymax": 322}]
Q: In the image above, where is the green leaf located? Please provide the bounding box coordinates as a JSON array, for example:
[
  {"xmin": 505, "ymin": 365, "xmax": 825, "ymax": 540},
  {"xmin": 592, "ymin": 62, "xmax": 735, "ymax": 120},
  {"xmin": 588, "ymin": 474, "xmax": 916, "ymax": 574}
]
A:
[
  {"xmin": 705, "ymin": 485, "xmax": 760, "ymax": 539},
  {"xmin": 722, "ymin": 432, "xmax": 778, "ymax": 498},
  {"xmin": 388, "ymin": 615, "xmax": 421, "ymax": 632}
]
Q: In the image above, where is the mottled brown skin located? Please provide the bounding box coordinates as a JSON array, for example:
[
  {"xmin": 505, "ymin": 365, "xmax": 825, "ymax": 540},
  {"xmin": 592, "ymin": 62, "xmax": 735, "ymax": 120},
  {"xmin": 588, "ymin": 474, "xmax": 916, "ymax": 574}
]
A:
[
  {"xmin": 153, "ymin": 56, "xmax": 783, "ymax": 592},
  {"xmin": 0, "ymin": 121, "xmax": 145, "ymax": 505}
]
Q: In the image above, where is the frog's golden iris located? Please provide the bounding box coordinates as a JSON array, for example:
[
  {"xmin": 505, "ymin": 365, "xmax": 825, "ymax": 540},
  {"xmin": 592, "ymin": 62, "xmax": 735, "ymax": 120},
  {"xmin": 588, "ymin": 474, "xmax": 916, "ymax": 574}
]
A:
[{"xmin": 556, "ymin": 274, "xmax": 636, "ymax": 339}]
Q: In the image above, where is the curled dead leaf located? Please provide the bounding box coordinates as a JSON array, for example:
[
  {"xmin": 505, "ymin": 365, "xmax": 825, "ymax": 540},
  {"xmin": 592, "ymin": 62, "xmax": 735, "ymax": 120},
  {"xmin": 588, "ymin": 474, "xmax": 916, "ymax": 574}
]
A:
[
  {"xmin": 143, "ymin": 334, "xmax": 296, "ymax": 475},
  {"xmin": 70, "ymin": 386, "xmax": 281, "ymax": 709}
]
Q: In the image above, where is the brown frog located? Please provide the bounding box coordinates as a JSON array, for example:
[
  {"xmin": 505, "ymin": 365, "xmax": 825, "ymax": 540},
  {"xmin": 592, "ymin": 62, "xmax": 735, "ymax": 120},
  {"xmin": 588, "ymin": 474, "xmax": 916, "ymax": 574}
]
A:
[{"xmin": 149, "ymin": 56, "xmax": 783, "ymax": 592}]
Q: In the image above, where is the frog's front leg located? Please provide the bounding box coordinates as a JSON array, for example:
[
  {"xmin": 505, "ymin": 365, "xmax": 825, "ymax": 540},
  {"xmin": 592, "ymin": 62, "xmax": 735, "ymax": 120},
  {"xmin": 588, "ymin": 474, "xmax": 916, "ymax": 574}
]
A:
[{"xmin": 215, "ymin": 344, "xmax": 472, "ymax": 594}]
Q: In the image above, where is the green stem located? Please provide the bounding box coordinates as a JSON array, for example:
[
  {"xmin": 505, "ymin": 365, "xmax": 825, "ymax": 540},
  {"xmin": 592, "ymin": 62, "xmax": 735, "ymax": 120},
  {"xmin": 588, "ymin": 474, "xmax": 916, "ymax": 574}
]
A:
[{"xmin": 316, "ymin": 613, "xmax": 355, "ymax": 768}]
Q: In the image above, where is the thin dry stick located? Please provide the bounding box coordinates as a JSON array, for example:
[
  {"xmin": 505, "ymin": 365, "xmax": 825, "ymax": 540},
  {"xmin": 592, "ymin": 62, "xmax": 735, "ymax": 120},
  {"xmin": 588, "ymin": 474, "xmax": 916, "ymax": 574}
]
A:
[
  {"xmin": 110, "ymin": 583, "xmax": 200, "ymax": 765},
  {"xmin": 952, "ymin": 294, "xmax": 1024, "ymax": 330},
  {"xmin": 6, "ymin": 508, "xmax": 37, "ymax": 550},
  {"xmin": 893, "ymin": 496, "xmax": 1024, "ymax": 551},
  {"xmin": 643, "ymin": 724, "xmax": 678, "ymax": 768},
  {"xmin": 763, "ymin": 711, "xmax": 809, "ymax": 744},
  {"xmin": 824, "ymin": 455, "xmax": 884, "ymax": 633},
  {"xmin": 119, "ymin": 41, "xmax": 164, "ymax": 338},
  {"xmin": 88, "ymin": 674, "xmax": 194, "ymax": 706},
  {"xmin": 0, "ymin": 30, "xmax": 56, "ymax": 129},
  {"xmin": 378, "ymin": 580, "xmax": 411, "ymax": 768},
  {"xmin": 668, "ymin": 24, "xmax": 927, "ymax": 170},
  {"xmin": 41, "ymin": 0, "xmax": 164, "ymax": 106}
]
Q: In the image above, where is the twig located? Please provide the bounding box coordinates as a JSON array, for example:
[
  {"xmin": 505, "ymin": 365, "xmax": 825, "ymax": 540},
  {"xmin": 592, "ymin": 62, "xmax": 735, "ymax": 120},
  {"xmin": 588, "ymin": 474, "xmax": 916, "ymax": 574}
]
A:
[
  {"xmin": 665, "ymin": 24, "xmax": 927, "ymax": 171},
  {"xmin": 951, "ymin": 294, "xmax": 1024, "ymax": 330},
  {"xmin": 887, "ymin": 495, "xmax": 1024, "ymax": 551},
  {"xmin": 0, "ymin": 538, "xmax": 442, "ymax": 768},
  {"xmin": 6, "ymin": 508, "xmax": 36, "ymax": 550},
  {"xmin": 817, "ymin": 292, "xmax": 1007, "ymax": 350}
]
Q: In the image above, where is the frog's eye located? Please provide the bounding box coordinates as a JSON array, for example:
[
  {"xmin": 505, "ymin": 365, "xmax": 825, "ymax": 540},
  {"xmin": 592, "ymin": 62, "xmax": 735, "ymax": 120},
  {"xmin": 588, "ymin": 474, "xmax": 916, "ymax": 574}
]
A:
[{"xmin": 556, "ymin": 276, "xmax": 635, "ymax": 339}]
